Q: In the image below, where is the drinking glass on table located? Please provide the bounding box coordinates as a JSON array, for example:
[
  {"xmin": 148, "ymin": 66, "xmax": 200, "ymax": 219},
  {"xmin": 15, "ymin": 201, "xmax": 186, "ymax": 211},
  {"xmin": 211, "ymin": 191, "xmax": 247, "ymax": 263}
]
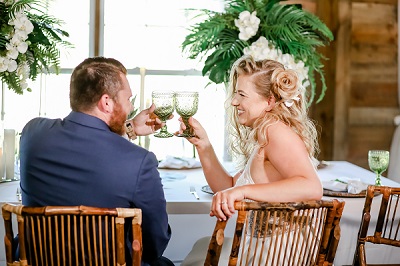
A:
[
  {"xmin": 175, "ymin": 91, "xmax": 199, "ymax": 138},
  {"xmin": 152, "ymin": 91, "xmax": 175, "ymax": 138},
  {"xmin": 368, "ymin": 150, "xmax": 389, "ymax": 186}
]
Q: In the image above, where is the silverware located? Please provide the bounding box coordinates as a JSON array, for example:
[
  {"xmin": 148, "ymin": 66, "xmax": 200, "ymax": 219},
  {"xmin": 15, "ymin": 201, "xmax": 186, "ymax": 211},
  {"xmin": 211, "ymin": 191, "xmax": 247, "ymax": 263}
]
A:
[
  {"xmin": 190, "ymin": 186, "xmax": 200, "ymax": 200},
  {"xmin": 16, "ymin": 188, "xmax": 21, "ymax": 202}
]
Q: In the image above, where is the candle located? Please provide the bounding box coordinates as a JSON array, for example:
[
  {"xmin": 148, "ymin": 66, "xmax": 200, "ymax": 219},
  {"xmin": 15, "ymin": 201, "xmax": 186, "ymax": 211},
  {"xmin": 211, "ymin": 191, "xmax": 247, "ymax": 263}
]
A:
[
  {"xmin": 139, "ymin": 67, "xmax": 146, "ymax": 111},
  {"xmin": 4, "ymin": 129, "xmax": 15, "ymax": 180}
]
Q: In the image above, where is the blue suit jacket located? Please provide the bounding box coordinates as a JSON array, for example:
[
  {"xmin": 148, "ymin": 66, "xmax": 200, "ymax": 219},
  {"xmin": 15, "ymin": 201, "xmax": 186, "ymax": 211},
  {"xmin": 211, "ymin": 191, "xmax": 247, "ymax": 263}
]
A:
[{"xmin": 19, "ymin": 111, "xmax": 171, "ymax": 264}]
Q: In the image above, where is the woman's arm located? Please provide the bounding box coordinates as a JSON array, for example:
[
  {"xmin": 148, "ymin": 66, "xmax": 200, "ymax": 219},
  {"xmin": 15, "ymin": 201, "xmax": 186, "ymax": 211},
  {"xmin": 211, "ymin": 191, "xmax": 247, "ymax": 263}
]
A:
[
  {"xmin": 180, "ymin": 117, "xmax": 234, "ymax": 192},
  {"xmin": 211, "ymin": 122, "xmax": 323, "ymax": 221}
]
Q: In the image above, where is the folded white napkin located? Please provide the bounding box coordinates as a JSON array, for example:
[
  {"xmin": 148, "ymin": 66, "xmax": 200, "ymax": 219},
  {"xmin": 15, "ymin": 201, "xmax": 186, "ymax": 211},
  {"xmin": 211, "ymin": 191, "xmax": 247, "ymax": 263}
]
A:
[
  {"xmin": 322, "ymin": 177, "xmax": 369, "ymax": 194},
  {"xmin": 322, "ymin": 180, "xmax": 347, "ymax": 192},
  {"xmin": 158, "ymin": 156, "xmax": 201, "ymax": 169},
  {"xmin": 347, "ymin": 179, "xmax": 368, "ymax": 194}
]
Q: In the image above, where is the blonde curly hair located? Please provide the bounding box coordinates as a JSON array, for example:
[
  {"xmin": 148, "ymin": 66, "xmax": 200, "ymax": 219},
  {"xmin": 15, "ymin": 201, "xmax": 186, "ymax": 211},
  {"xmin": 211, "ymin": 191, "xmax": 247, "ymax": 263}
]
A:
[{"xmin": 226, "ymin": 55, "xmax": 319, "ymax": 169}]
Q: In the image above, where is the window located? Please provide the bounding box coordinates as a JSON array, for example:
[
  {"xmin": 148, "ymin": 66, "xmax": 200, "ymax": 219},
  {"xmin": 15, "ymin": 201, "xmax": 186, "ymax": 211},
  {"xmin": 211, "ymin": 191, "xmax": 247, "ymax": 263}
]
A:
[{"xmin": 2, "ymin": 0, "xmax": 228, "ymax": 161}]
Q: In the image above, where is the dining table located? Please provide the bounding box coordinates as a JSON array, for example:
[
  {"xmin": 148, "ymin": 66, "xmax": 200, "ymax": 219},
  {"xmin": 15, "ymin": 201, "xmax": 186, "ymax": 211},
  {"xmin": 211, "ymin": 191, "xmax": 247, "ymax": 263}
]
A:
[{"xmin": 1, "ymin": 160, "xmax": 400, "ymax": 266}]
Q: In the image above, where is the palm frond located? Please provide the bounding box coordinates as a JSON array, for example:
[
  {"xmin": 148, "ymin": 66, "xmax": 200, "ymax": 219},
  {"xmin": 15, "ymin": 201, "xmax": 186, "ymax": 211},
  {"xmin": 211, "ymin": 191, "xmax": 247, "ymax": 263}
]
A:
[{"xmin": 181, "ymin": 0, "xmax": 333, "ymax": 104}]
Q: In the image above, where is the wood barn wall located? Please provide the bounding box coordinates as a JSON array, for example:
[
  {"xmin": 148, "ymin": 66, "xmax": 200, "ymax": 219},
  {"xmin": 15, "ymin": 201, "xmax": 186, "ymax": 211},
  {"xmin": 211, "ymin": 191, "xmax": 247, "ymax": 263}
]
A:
[{"xmin": 288, "ymin": 0, "xmax": 398, "ymax": 170}]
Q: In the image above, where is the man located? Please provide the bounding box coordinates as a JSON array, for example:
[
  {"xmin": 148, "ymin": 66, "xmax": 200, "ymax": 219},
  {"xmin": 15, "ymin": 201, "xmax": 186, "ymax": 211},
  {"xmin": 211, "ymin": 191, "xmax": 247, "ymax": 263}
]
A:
[{"xmin": 19, "ymin": 57, "xmax": 172, "ymax": 265}]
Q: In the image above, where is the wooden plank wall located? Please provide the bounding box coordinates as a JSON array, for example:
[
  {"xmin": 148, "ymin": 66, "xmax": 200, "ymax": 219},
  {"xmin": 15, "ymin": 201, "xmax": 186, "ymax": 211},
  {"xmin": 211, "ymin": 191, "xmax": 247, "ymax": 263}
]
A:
[
  {"xmin": 347, "ymin": 1, "xmax": 398, "ymax": 170},
  {"xmin": 288, "ymin": 0, "xmax": 398, "ymax": 170}
]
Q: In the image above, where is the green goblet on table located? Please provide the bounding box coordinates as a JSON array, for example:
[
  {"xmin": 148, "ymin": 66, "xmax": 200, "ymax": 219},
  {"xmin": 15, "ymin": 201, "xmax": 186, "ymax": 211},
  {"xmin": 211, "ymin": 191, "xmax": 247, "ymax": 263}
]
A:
[
  {"xmin": 175, "ymin": 91, "xmax": 199, "ymax": 138},
  {"xmin": 368, "ymin": 150, "xmax": 390, "ymax": 186},
  {"xmin": 152, "ymin": 90, "xmax": 175, "ymax": 138}
]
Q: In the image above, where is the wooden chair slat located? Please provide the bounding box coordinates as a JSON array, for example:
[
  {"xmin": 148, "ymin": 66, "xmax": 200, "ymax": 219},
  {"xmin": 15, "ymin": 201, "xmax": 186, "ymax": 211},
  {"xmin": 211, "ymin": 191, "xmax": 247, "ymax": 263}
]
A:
[
  {"xmin": 204, "ymin": 199, "xmax": 345, "ymax": 266},
  {"xmin": 353, "ymin": 185, "xmax": 400, "ymax": 266},
  {"xmin": 2, "ymin": 204, "xmax": 143, "ymax": 266}
]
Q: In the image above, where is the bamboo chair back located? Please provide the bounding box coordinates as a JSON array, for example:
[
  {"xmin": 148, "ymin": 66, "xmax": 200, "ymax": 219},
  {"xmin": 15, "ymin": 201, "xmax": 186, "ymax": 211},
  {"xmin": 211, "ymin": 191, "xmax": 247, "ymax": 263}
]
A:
[
  {"xmin": 205, "ymin": 199, "xmax": 345, "ymax": 266},
  {"xmin": 2, "ymin": 203, "xmax": 142, "ymax": 266},
  {"xmin": 353, "ymin": 185, "xmax": 400, "ymax": 266}
]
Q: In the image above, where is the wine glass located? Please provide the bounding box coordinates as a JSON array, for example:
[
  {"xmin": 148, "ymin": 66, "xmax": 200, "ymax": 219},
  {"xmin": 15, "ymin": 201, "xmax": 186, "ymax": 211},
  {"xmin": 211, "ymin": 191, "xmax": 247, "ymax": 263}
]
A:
[
  {"xmin": 175, "ymin": 91, "xmax": 199, "ymax": 138},
  {"xmin": 152, "ymin": 91, "xmax": 175, "ymax": 138},
  {"xmin": 368, "ymin": 150, "xmax": 390, "ymax": 186}
]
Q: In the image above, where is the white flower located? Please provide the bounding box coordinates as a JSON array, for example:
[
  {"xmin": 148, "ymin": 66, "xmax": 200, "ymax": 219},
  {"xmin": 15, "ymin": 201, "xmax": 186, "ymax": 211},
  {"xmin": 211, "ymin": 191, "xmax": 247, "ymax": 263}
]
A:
[
  {"xmin": 13, "ymin": 14, "xmax": 34, "ymax": 35},
  {"xmin": 17, "ymin": 62, "xmax": 30, "ymax": 78},
  {"xmin": 13, "ymin": 30, "xmax": 29, "ymax": 41},
  {"xmin": 0, "ymin": 57, "xmax": 8, "ymax": 72},
  {"xmin": 284, "ymin": 96, "xmax": 300, "ymax": 107},
  {"xmin": 234, "ymin": 11, "xmax": 260, "ymax": 41},
  {"xmin": 244, "ymin": 36, "xmax": 310, "ymax": 87},
  {"xmin": 5, "ymin": 43, "xmax": 18, "ymax": 59},
  {"xmin": 6, "ymin": 59, "xmax": 18, "ymax": 72},
  {"xmin": 17, "ymin": 41, "xmax": 28, "ymax": 54},
  {"xmin": 10, "ymin": 36, "xmax": 29, "ymax": 54},
  {"xmin": 243, "ymin": 36, "xmax": 276, "ymax": 61},
  {"xmin": 15, "ymin": 62, "xmax": 30, "ymax": 90},
  {"xmin": 3, "ymin": 0, "xmax": 14, "ymax": 5}
]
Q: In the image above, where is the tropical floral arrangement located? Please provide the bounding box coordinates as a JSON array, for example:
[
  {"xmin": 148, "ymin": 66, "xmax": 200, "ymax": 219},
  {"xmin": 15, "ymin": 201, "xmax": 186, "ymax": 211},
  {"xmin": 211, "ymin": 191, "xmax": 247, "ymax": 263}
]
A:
[
  {"xmin": 0, "ymin": 0, "xmax": 71, "ymax": 94},
  {"xmin": 182, "ymin": 0, "xmax": 333, "ymax": 104}
]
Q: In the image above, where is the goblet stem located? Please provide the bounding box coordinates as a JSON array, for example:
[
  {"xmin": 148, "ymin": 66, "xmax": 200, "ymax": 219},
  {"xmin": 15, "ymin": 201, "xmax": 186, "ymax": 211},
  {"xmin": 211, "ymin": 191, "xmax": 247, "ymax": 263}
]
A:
[
  {"xmin": 178, "ymin": 117, "xmax": 195, "ymax": 138},
  {"xmin": 154, "ymin": 120, "xmax": 173, "ymax": 138},
  {"xmin": 159, "ymin": 123, "xmax": 168, "ymax": 134},
  {"xmin": 375, "ymin": 173, "xmax": 382, "ymax": 186}
]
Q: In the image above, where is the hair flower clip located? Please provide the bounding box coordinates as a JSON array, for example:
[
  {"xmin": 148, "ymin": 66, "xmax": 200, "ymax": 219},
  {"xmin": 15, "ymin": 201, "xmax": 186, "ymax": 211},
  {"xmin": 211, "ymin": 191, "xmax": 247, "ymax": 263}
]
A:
[{"xmin": 284, "ymin": 96, "xmax": 300, "ymax": 107}]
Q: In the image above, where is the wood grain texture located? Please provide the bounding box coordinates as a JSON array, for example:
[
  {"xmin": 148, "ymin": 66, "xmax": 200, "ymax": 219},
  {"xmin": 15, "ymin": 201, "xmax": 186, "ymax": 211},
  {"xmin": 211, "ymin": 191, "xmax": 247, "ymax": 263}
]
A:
[
  {"xmin": 333, "ymin": 0, "xmax": 352, "ymax": 160},
  {"xmin": 348, "ymin": 107, "xmax": 399, "ymax": 125},
  {"xmin": 351, "ymin": 83, "xmax": 398, "ymax": 107}
]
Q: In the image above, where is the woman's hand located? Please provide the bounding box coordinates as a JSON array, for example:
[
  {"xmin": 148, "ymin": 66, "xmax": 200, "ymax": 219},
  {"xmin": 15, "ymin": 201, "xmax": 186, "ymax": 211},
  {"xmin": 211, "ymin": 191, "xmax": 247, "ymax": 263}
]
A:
[
  {"xmin": 210, "ymin": 187, "xmax": 246, "ymax": 221},
  {"xmin": 130, "ymin": 104, "xmax": 173, "ymax": 136},
  {"xmin": 176, "ymin": 117, "xmax": 210, "ymax": 147}
]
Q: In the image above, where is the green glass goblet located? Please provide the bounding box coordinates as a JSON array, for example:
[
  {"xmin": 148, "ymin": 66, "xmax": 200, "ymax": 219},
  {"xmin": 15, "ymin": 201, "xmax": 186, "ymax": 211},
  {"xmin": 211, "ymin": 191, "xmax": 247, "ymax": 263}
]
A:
[
  {"xmin": 175, "ymin": 91, "xmax": 199, "ymax": 138},
  {"xmin": 152, "ymin": 91, "xmax": 175, "ymax": 138},
  {"xmin": 368, "ymin": 150, "xmax": 389, "ymax": 186}
]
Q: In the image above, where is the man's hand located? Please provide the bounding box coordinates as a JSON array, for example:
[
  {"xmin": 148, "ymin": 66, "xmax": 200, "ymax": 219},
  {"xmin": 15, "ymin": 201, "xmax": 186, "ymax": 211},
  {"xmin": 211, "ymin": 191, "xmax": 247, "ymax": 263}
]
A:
[{"xmin": 128, "ymin": 104, "xmax": 173, "ymax": 137}]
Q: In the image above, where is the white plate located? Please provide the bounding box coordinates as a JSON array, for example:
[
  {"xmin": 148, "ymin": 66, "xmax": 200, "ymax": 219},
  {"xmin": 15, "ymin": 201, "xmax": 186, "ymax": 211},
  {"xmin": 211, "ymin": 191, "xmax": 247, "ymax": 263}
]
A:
[
  {"xmin": 201, "ymin": 185, "xmax": 214, "ymax": 194},
  {"xmin": 160, "ymin": 172, "xmax": 186, "ymax": 181}
]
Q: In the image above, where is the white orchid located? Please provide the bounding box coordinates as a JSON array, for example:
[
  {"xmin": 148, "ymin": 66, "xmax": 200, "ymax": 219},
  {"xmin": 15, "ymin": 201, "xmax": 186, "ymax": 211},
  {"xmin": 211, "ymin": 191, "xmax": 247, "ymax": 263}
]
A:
[
  {"xmin": 1, "ymin": 0, "xmax": 71, "ymax": 94},
  {"xmin": 6, "ymin": 59, "xmax": 18, "ymax": 72},
  {"xmin": 234, "ymin": 11, "xmax": 260, "ymax": 41},
  {"xmin": 243, "ymin": 36, "xmax": 310, "ymax": 87},
  {"xmin": 5, "ymin": 43, "xmax": 18, "ymax": 59},
  {"xmin": 13, "ymin": 13, "xmax": 34, "ymax": 36},
  {"xmin": 16, "ymin": 63, "xmax": 30, "ymax": 90},
  {"xmin": 0, "ymin": 57, "xmax": 8, "ymax": 72},
  {"xmin": 1, "ymin": 2, "xmax": 32, "ymax": 78},
  {"xmin": 243, "ymin": 37, "xmax": 280, "ymax": 61},
  {"xmin": 9, "ymin": 36, "xmax": 29, "ymax": 54}
]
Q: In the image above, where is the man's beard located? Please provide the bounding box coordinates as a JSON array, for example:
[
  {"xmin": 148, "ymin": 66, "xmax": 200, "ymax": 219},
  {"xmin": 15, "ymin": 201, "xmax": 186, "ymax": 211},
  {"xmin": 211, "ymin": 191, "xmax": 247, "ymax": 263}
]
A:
[{"xmin": 109, "ymin": 102, "xmax": 127, "ymax": 136}]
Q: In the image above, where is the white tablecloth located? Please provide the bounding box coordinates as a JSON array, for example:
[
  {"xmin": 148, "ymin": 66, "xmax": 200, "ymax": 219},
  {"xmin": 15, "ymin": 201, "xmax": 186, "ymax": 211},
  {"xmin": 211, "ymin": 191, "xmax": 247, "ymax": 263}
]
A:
[{"xmin": 1, "ymin": 161, "xmax": 399, "ymax": 266}]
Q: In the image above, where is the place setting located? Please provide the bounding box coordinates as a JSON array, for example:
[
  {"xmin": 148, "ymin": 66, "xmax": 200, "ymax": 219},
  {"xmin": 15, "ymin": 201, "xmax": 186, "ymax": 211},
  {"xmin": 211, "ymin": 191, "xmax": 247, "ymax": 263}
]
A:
[
  {"xmin": 322, "ymin": 150, "xmax": 389, "ymax": 198},
  {"xmin": 158, "ymin": 156, "xmax": 201, "ymax": 182}
]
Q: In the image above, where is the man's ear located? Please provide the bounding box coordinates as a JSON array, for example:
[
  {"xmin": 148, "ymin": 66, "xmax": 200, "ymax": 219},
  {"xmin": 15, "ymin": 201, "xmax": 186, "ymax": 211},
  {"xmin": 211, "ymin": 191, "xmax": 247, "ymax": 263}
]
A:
[{"xmin": 98, "ymin": 94, "xmax": 113, "ymax": 113}]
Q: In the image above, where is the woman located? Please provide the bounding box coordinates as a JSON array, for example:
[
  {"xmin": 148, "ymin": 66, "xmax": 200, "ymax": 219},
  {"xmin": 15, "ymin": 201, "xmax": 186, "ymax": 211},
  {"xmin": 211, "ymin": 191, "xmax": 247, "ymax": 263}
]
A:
[
  {"xmin": 182, "ymin": 55, "xmax": 322, "ymax": 220},
  {"xmin": 180, "ymin": 55, "xmax": 323, "ymax": 265}
]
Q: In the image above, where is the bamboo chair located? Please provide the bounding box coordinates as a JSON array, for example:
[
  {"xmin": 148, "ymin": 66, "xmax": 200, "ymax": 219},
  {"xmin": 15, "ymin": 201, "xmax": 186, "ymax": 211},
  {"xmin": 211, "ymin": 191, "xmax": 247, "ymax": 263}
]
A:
[
  {"xmin": 2, "ymin": 203, "xmax": 142, "ymax": 266},
  {"xmin": 353, "ymin": 185, "xmax": 400, "ymax": 266},
  {"xmin": 204, "ymin": 199, "xmax": 345, "ymax": 266}
]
